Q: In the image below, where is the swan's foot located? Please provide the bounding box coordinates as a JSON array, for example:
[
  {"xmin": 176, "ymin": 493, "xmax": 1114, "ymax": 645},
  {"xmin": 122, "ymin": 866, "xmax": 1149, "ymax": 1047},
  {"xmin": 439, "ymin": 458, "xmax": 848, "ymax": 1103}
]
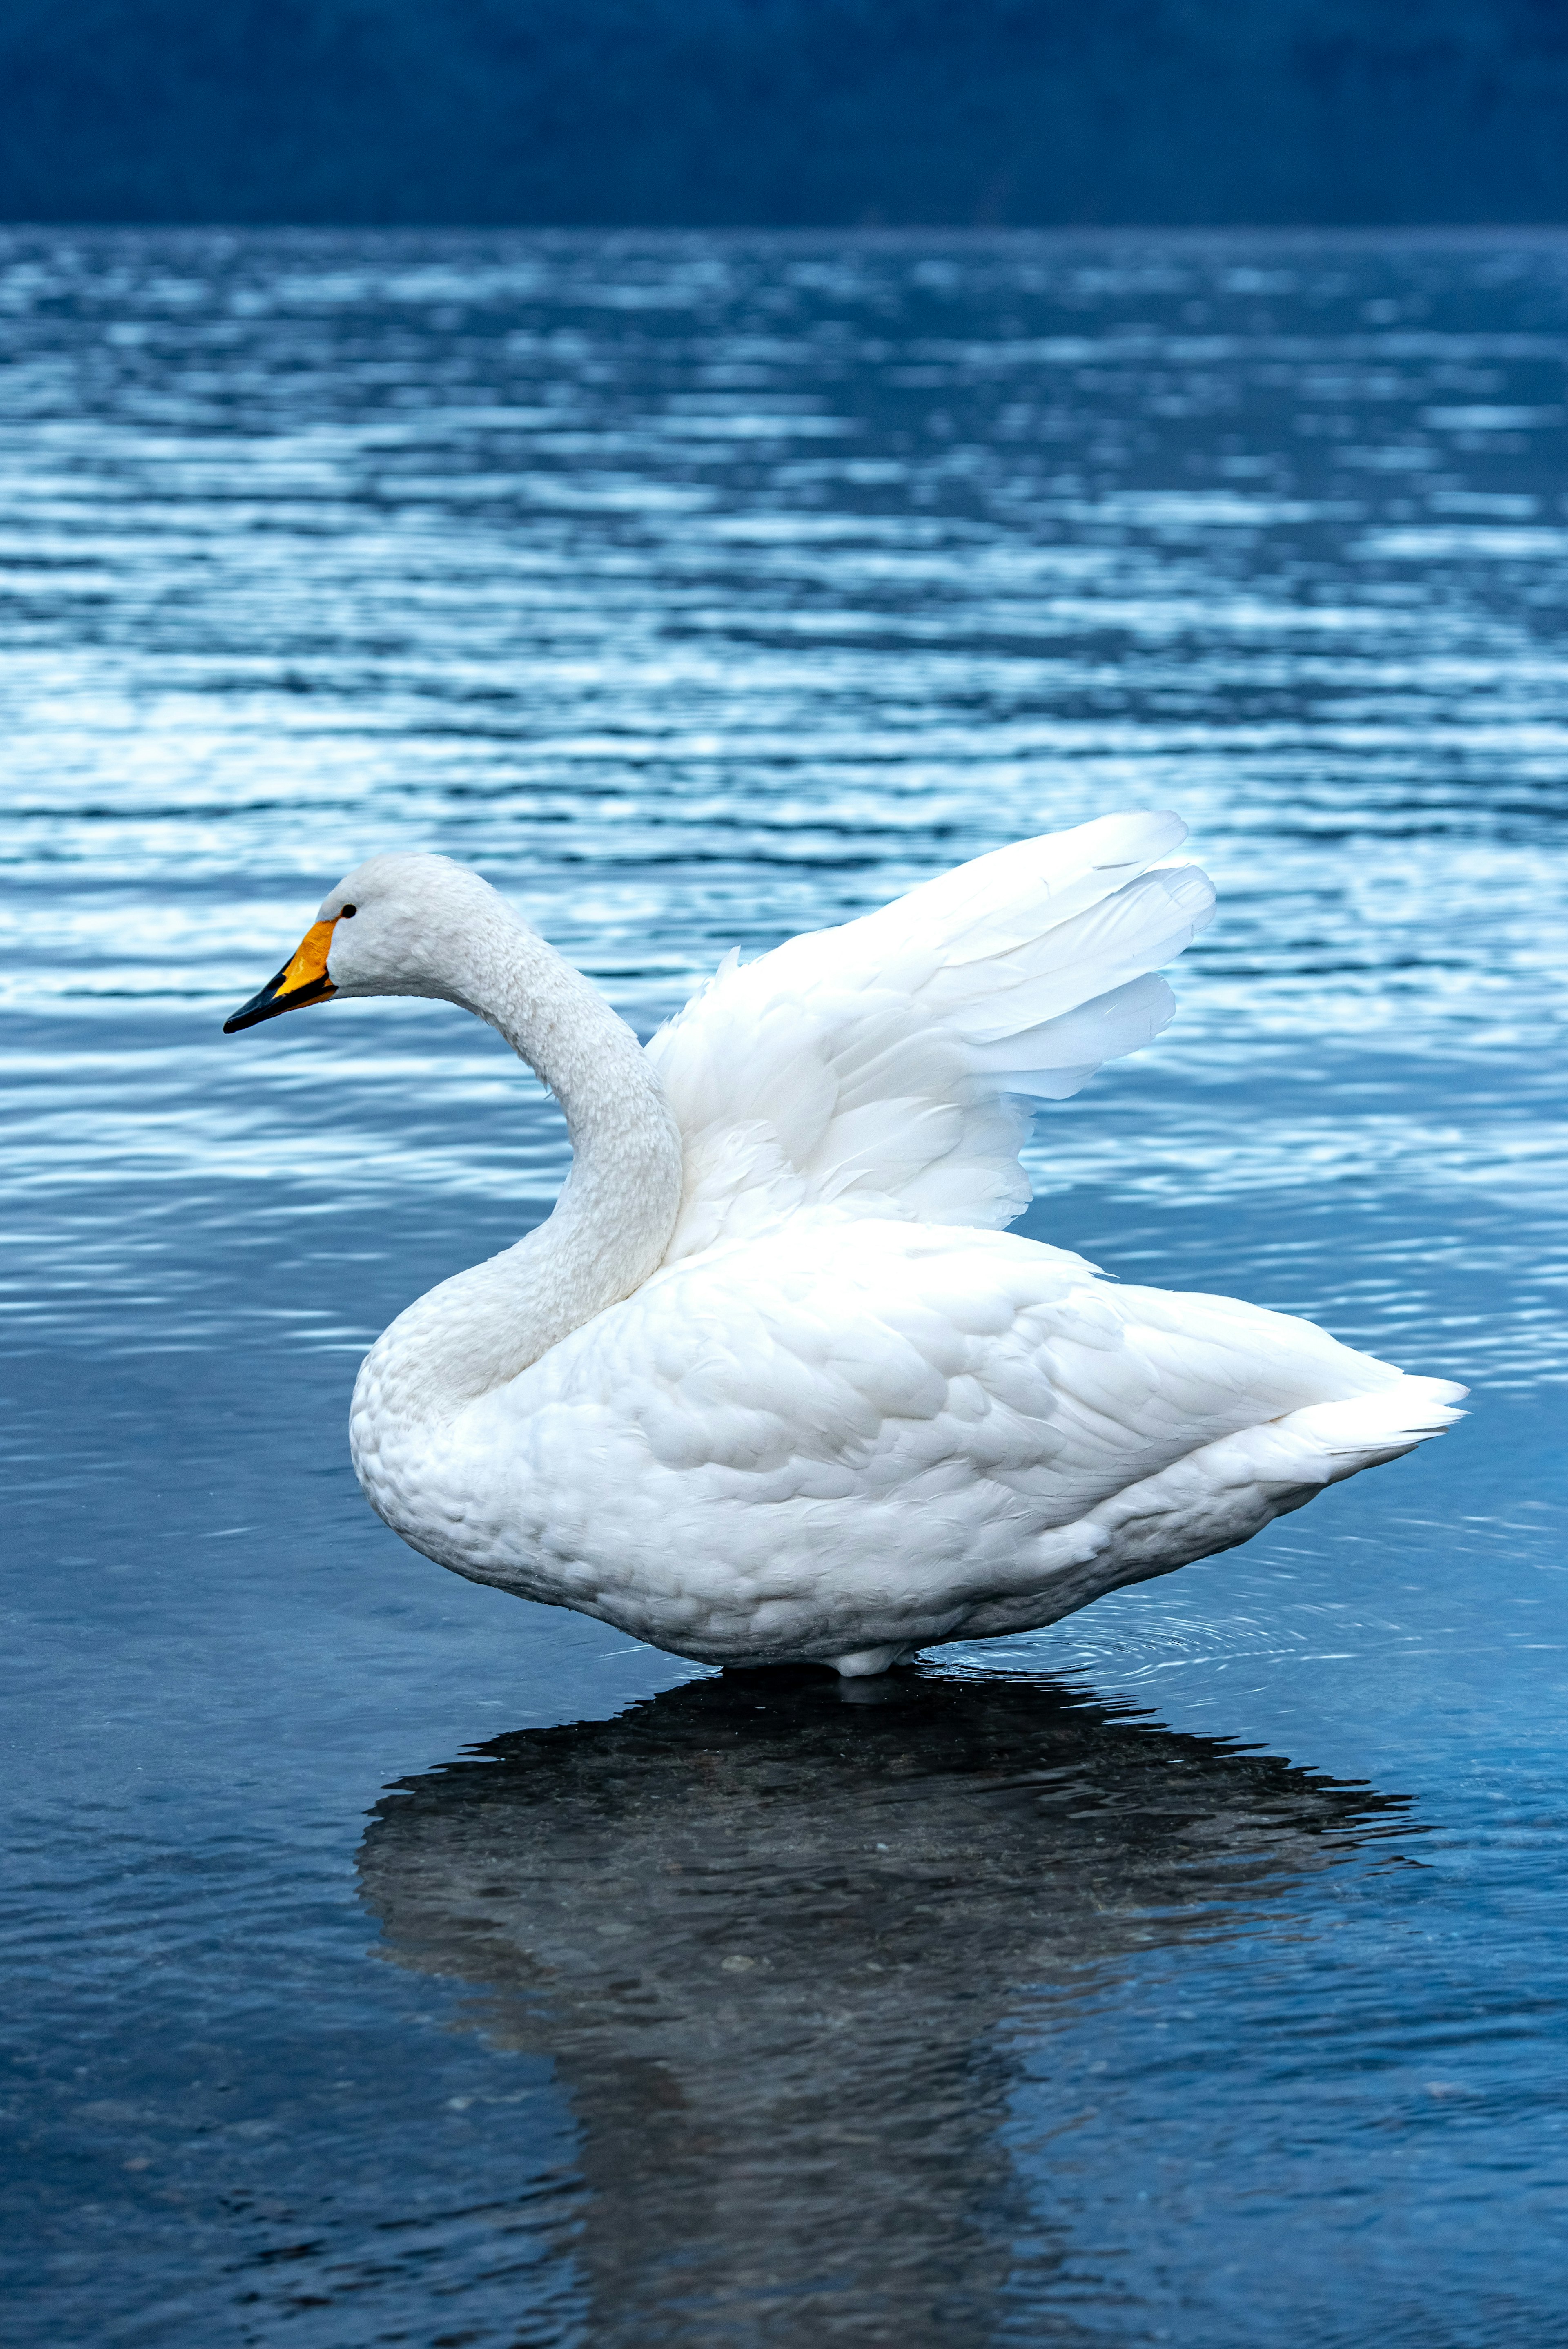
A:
[{"xmin": 829, "ymin": 1644, "xmax": 914, "ymax": 1679}]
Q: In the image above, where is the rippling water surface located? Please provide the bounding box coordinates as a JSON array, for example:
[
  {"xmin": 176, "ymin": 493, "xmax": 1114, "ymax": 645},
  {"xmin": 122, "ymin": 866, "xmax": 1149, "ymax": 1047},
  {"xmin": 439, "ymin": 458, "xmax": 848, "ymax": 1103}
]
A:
[{"xmin": 4, "ymin": 230, "xmax": 1567, "ymax": 2347}]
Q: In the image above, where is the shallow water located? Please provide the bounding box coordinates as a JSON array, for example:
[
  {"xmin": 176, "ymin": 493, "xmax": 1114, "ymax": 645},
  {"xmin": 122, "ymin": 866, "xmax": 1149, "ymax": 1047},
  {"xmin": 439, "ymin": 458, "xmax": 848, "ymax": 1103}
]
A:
[{"xmin": 3, "ymin": 229, "xmax": 1567, "ymax": 2347}]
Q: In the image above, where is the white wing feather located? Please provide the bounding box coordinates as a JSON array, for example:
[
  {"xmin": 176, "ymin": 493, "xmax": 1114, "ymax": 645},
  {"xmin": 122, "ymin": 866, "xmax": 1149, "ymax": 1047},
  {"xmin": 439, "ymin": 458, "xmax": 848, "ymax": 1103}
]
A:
[{"xmin": 647, "ymin": 810, "xmax": 1215, "ymax": 1258}]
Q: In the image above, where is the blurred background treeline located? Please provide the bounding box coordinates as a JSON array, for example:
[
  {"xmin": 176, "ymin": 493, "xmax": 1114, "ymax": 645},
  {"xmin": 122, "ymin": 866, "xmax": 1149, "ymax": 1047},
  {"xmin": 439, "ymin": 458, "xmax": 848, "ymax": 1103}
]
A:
[{"xmin": 0, "ymin": 0, "xmax": 1564, "ymax": 226}]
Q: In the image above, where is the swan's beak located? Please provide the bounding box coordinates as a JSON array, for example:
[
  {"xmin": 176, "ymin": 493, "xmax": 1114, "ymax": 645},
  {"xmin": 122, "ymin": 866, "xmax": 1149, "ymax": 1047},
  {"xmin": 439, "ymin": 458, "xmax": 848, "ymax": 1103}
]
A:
[{"xmin": 223, "ymin": 919, "xmax": 338, "ymax": 1033}]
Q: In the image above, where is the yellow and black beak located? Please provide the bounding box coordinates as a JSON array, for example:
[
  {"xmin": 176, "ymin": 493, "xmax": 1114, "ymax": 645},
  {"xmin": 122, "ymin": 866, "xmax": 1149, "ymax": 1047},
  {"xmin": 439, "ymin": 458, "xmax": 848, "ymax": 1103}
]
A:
[{"xmin": 223, "ymin": 919, "xmax": 339, "ymax": 1034}]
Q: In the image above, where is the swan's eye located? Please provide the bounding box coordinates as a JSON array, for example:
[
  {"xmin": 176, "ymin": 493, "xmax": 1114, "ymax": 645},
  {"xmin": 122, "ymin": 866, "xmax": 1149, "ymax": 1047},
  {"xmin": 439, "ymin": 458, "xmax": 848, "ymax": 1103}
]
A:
[{"xmin": 339, "ymin": 903, "xmax": 357, "ymax": 918}]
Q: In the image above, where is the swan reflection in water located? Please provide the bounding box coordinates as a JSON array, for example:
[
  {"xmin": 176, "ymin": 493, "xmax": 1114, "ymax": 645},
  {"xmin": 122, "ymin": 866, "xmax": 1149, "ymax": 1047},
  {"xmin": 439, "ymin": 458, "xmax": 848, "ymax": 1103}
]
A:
[{"xmin": 358, "ymin": 1666, "xmax": 1409, "ymax": 2346}]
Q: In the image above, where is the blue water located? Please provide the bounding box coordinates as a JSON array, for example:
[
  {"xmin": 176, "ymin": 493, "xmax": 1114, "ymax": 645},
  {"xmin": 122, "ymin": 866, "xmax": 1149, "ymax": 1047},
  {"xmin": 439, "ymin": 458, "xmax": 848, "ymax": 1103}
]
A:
[{"xmin": 3, "ymin": 229, "xmax": 1566, "ymax": 2347}]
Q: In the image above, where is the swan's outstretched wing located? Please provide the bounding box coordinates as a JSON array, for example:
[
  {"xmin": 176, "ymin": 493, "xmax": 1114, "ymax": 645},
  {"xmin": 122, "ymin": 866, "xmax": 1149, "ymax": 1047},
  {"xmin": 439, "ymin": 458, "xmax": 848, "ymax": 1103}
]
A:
[{"xmin": 647, "ymin": 810, "xmax": 1214, "ymax": 1258}]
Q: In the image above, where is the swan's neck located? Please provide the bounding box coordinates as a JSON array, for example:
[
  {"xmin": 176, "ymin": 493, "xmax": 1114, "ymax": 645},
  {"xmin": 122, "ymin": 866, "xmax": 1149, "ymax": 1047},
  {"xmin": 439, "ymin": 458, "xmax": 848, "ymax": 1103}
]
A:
[{"xmin": 358, "ymin": 910, "xmax": 684, "ymax": 1434}]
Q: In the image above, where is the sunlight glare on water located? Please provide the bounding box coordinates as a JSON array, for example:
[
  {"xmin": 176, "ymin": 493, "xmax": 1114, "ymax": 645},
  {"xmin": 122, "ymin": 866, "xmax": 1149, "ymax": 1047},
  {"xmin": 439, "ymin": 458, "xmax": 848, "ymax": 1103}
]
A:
[{"xmin": 3, "ymin": 231, "xmax": 1567, "ymax": 2348}]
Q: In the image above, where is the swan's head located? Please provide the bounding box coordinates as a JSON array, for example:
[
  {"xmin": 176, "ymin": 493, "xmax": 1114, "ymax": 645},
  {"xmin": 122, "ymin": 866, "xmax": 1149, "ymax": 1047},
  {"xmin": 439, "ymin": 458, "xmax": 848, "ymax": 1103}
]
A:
[{"xmin": 223, "ymin": 853, "xmax": 508, "ymax": 1033}]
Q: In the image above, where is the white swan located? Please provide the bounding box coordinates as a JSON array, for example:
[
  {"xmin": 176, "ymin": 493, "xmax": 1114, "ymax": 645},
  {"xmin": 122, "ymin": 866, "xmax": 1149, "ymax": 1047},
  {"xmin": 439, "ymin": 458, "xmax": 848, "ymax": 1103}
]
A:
[{"xmin": 225, "ymin": 810, "xmax": 1463, "ymax": 1677}]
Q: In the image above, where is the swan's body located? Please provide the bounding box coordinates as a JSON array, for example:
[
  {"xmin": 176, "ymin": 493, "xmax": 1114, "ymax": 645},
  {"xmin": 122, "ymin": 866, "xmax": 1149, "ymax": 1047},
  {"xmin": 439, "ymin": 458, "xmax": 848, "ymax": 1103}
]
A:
[{"xmin": 227, "ymin": 812, "xmax": 1462, "ymax": 1675}]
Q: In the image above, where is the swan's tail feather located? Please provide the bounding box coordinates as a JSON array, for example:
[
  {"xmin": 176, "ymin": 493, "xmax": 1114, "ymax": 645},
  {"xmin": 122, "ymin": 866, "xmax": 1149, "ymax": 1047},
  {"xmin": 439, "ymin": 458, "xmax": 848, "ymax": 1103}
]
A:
[
  {"xmin": 957, "ymin": 1371, "xmax": 1471, "ymax": 1630},
  {"xmin": 1279, "ymin": 1376, "xmax": 1469, "ymax": 1477}
]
